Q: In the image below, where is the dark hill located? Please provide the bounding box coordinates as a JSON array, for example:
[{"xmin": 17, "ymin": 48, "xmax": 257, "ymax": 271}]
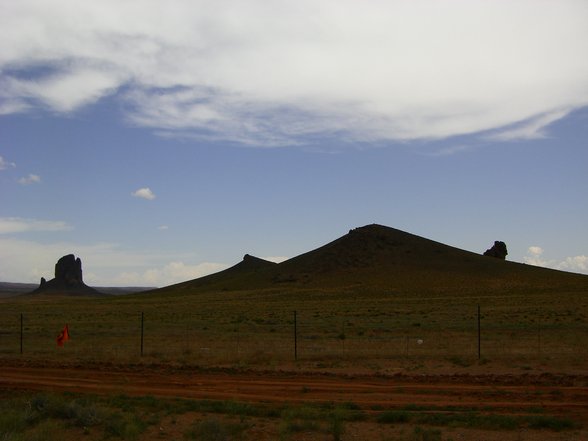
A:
[
  {"xmin": 165, "ymin": 254, "xmax": 278, "ymax": 293},
  {"xmin": 153, "ymin": 224, "xmax": 588, "ymax": 296}
]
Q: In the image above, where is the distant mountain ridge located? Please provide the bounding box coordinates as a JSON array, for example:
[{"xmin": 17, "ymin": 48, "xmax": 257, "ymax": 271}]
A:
[
  {"xmin": 157, "ymin": 224, "xmax": 588, "ymax": 296},
  {"xmin": 0, "ymin": 282, "xmax": 155, "ymax": 298}
]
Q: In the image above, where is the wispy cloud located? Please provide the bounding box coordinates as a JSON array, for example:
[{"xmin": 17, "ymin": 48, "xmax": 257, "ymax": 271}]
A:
[
  {"xmin": 5, "ymin": 68, "xmax": 123, "ymax": 113},
  {"xmin": 113, "ymin": 261, "xmax": 228, "ymax": 287},
  {"xmin": 0, "ymin": 155, "xmax": 16, "ymax": 170},
  {"xmin": 0, "ymin": 236, "xmax": 227, "ymax": 286},
  {"xmin": 486, "ymin": 109, "xmax": 571, "ymax": 141},
  {"xmin": 0, "ymin": 217, "xmax": 72, "ymax": 234},
  {"xmin": 131, "ymin": 187, "xmax": 156, "ymax": 200},
  {"xmin": 17, "ymin": 173, "xmax": 41, "ymax": 185},
  {"xmin": 423, "ymin": 144, "xmax": 473, "ymax": 157},
  {"xmin": 1, "ymin": 1, "xmax": 586, "ymax": 146}
]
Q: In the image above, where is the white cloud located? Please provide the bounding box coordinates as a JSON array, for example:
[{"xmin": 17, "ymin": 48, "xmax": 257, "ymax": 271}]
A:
[
  {"xmin": 5, "ymin": 67, "xmax": 124, "ymax": 113},
  {"xmin": 113, "ymin": 261, "xmax": 228, "ymax": 287},
  {"xmin": 0, "ymin": 237, "xmax": 114, "ymax": 283},
  {"xmin": 131, "ymin": 187, "xmax": 156, "ymax": 200},
  {"xmin": 523, "ymin": 246, "xmax": 551, "ymax": 267},
  {"xmin": 528, "ymin": 246, "xmax": 543, "ymax": 256},
  {"xmin": 1, "ymin": 1, "xmax": 587, "ymax": 145},
  {"xmin": 157, "ymin": 225, "xmax": 169, "ymax": 230},
  {"xmin": 523, "ymin": 246, "xmax": 588, "ymax": 275},
  {"xmin": 0, "ymin": 155, "xmax": 16, "ymax": 170},
  {"xmin": 557, "ymin": 255, "xmax": 588, "ymax": 273},
  {"xmin": 487, "ymin": 109, "xmax": 572, "ymax": 141},
  {"xmin": 0, "ymin": 217, "xmax": 72, "ymax": 234},
  {"xmin": 263, "ymin": 256, "xmax": 289, "ymax": 263},
  {"xmin": 17, "ymin": 173, "xmax": 41, "ymax": 185}
]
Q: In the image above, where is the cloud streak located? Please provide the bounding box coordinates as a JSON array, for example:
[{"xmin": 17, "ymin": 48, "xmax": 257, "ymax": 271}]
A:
[
  {"xmin": 0, "ymin": 217, "xmax": 72, "ymax": 234},
  {"xmin": 1, "ymin": 1, "xmax": 587, "ymax": 146},
  {"xmin": 0, "ymin": 156, "xmax": 16, "ymax": 170},
  {"xmin": 113, "ymin": 261, "xmax": 228, "ymax": 287},
  {"xmin": 17, "ymin": 174, "xmax": 41, "ymax": 185}
]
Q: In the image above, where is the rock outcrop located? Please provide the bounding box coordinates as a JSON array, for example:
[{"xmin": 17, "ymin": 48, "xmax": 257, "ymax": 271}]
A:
[
  {"xmin": 30, "ymin": 254, "xmax": 101, "ymax": 295},
  {"xmin": 483, "ymin": 241, "xmax": 508, "ymax": 260}
]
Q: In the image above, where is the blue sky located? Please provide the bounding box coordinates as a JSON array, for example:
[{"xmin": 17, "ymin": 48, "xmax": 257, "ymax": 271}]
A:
[{"xmin": 1, "ymin": 1, "xmax": 587, "ymax": 286}]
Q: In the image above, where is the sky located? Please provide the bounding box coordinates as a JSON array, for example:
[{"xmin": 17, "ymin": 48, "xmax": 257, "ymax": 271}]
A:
[{"xmin": 1, "ymin": 0, "xmax": 588, "ymax": 287}]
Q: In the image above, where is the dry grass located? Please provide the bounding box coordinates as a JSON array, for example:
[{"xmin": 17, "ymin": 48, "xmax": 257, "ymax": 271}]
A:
[
  {"xmin": 1, "ymin": 286, "xmax": 587, "ymax": 371},
  {"xmin": 2, "ymin": 225, "xmax": 587, "ymax": 370}
]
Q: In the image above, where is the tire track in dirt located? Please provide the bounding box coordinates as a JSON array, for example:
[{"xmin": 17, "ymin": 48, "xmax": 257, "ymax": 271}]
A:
[{"xmin": 1, "ymin": 366, "xmax": 587, "ymax": 421}]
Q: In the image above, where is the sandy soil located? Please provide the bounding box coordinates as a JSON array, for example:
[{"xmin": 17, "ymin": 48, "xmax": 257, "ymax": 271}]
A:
[
  {"xmin": 1, "ymin": 361, "xmax": 587, "ymax": 416},
  {"xmin": 1, "ymin": 360, "xmax": 587, "ymax": 440}
]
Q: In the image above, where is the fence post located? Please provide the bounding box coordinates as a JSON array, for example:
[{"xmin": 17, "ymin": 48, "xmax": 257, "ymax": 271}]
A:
[
  {"xmin": 20, "ymin": 313, "xmax": 23, "ymax": 355},
  {"xmin": 477, "ymin": 305, "xmax": 481, "ymax": 360},
  {"xmin": 140, "ymin": 312, "xmax": 144, "ymax": 357}
]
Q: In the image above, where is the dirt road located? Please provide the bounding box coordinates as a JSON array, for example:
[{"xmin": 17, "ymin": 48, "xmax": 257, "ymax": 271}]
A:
[{"xmin": 1, "ymin": 362, "xmax": 587, "ymax": 422}]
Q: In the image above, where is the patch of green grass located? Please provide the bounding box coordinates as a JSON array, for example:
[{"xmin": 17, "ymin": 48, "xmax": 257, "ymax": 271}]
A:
[
  {"xmin": 330, "ymin": 411, "xmax": 345, "ymax": 441},
  {"xmin": 278, "ymin": 404, "xmax": 358, "ymax": 440},
  {"xmin": 377, "ymin": 410, "xmax": 410, "ymax": 423},
  {"xmin": 446, "ymin": 356, "xmax": 472, "ymax": 367},
  {"xmin": 103, "ymin": 411, "xmax": 147, "ymax": 440},
  {"xmin": 279, "ymin": 418, "xmax": 321, "ymax": 437},
  {"xmin": 0, "ymin": 407, "xmax": 29, "ymax": 438},
  {"xmin": 24, "ymin": 419, "xmax": 62, "ymax": 441},
  {"xmin": 27, "ymin": 394, "xmax": 103, "ymax": 428},
  {"xmin": 105, "ymin": 395, "xmax": 280, "ymax": 419},
  {"xmin": 377, "ymin": 410, "xmax": 576, "ymax": 431},
  {"xmin": 184, "ymin": 399, "xmax": 280, "ymax": 418},
  {"xmin": 184, "ymin": 418, "xmax": 249, "ymax": 441},
  {"xmin": 525, "ymin": 415, "xmax": 576, "ymax": 431},
  {"xmin": 281, "ymin": 405, "xmax": 324, "ymax": 421},
  {"xmin": 0, "ymin": 392, "xmax": 153, "ymax": 441},
  {"xmin": 410, "ymin": 426, "xmax": 442, "ymax": 441}
]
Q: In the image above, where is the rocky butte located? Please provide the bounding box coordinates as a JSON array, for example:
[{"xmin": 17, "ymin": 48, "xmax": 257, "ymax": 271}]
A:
[
  {"xmin": 30, "ymin": 254, "xmax": 102, "ymax": 296},
  {"xmin": 483, "ymin": 241, "xmax": 508, "ymax": 260}
]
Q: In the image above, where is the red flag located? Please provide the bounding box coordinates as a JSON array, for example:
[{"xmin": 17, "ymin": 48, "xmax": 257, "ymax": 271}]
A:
[{"xmin": 57, "ymin": 324, "xmax": 70, "ymax": 347}]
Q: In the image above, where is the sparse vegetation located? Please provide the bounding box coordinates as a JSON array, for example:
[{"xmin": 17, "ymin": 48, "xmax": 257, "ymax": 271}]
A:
[
  {"xmin": 1, "ymin": 225, "xmax": 587, "ymax": 368},
  {"xmin": 0, "ymin": 393, "xmax": 149, "ymax": 441},
  {"xmin": 1, "ymin": 225, "xmax": 587, "ymax": 440},
  {"xmin": 184, "ymin": 418, "xmax": 250, "ymax": 441},
  {"xmin": 376, "ymin": 408, "xmax": 578, "ymax": 431},
  {"xmin": 0, "ymin": 389, "xmax": 582, "ymax": 441}
]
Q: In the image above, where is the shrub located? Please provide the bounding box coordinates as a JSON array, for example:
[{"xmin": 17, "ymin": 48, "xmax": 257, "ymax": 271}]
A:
[
  {"xmin": 184, "ymin": 418, "xmax": 249, "ymax": 441},
  {"xmin": 377, "ymin": 410, "xmax": 410, "ymax": 424}
]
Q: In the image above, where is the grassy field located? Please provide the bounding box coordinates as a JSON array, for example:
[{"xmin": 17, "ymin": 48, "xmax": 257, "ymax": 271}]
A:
[
  {"xmin": 3, "ymin": 225, "xmax": 586, "ymax": 370},
  {"xmin": 2, "ymin": 226, "xmax": 588, "ymax": 440},
  {"xmin": 1, "ymin": 285, "xmax": 587, "ymax": 372}
]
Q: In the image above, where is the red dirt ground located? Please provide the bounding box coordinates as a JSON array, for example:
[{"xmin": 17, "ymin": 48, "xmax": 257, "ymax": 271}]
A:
[
  {"xmin": 1, "ymin": 360, "xmax": 587, "ymax": 423},
  {"xmin": 0, "ymin": 362, "xmax": 588, "ymax": 421}
]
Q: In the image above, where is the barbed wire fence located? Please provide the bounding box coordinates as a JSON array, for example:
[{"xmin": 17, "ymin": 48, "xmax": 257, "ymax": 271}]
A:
[{"xmin": 1, "ymin": 306, "xmax": 587, "ymax": 365}]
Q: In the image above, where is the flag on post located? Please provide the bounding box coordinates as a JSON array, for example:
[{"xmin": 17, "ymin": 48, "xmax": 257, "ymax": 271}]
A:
[{"xmin": 57, "ymin": 324, "xmax": 70, "ymax": 347}]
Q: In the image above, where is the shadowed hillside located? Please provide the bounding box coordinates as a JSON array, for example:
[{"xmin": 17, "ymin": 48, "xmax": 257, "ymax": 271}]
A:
[
  {"xmin": 154, "ymin": 224, "xmax": 588, "ymax": 296},
  {"xmin": 165, "ymin": 253, "xmax": 278, "ymax": 292}
]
